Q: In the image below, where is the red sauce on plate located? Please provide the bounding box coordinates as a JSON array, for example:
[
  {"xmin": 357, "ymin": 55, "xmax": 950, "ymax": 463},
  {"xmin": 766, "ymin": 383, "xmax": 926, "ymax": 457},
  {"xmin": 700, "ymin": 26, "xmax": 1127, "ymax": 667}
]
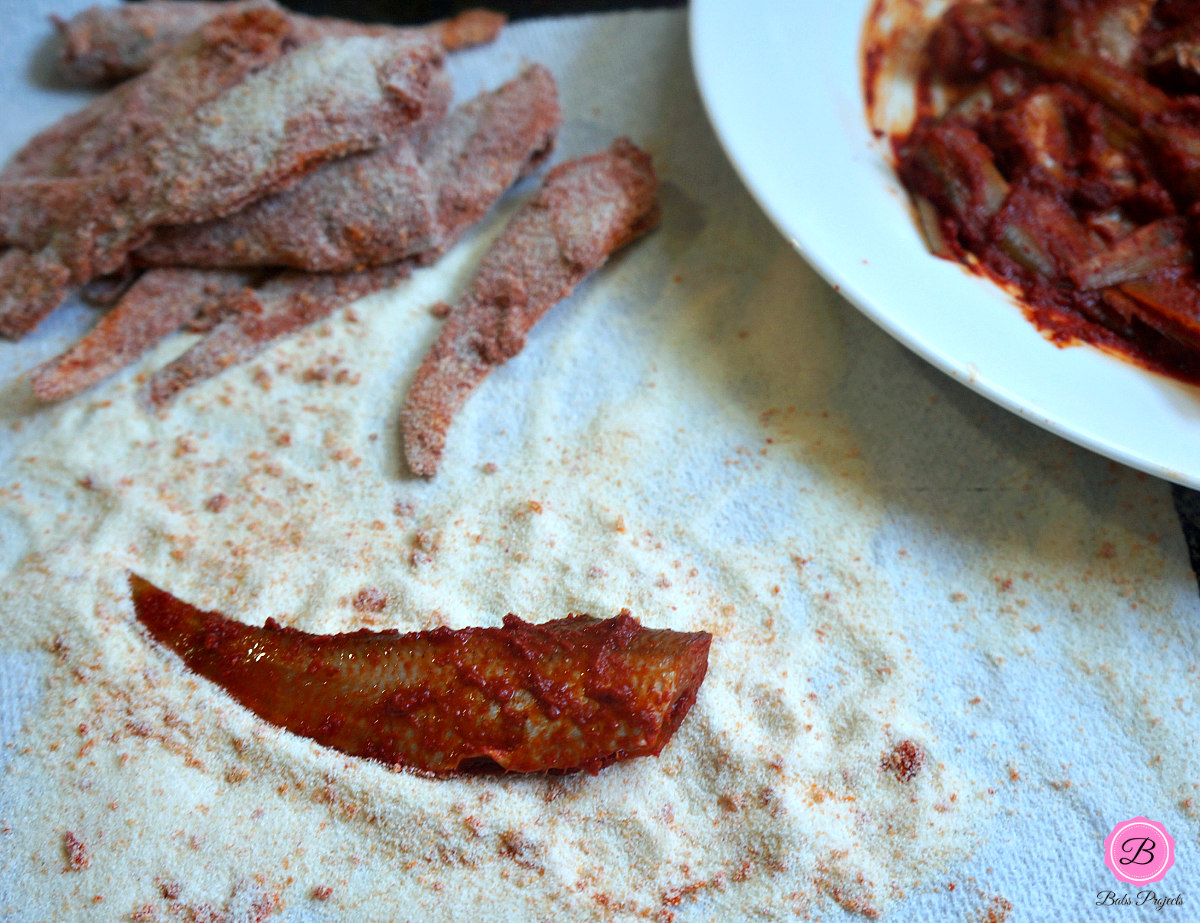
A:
[{"xmin": 863, "ymin": 0, "xmax": 1200, "ymax": 385}]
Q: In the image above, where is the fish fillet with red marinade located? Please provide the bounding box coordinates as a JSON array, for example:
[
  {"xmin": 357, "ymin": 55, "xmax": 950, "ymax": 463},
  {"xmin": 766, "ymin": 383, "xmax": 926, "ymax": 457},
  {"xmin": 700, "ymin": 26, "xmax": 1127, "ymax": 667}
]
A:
[{"xmin": 130, "ymin": 573, "xmax": 711, "ymax": 775}]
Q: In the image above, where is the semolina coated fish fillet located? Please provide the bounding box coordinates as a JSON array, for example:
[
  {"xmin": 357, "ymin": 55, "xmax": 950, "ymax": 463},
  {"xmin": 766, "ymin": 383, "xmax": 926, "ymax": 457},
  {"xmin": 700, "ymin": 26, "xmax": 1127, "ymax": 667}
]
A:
[
  {"xmin": 55, "ymin": 1, "xmax": 505, "ymax": 85},
  {"xmin": 400, "ymin": 138, "xmax": 659, "ymax": 477},
  {"xmin": 29, "ymin": 269, "xmax": 255, "ymax": 402},
  {"xmin": 131, "ymin": 62, "xmax": 559, "ymax": 274},
  {"xmin": 7, "ymin": 4, "xmax": 293, "ymax": 182},
  {"xmin": 0, "ymin": 30, "xmax": 444, "ymax": 339},
  {"xmin": 139, "ymin": 65, "xmax": 562, "ymax": 408},
  {"xmin": 140, "ymin": 263, "xmax": 416, "ymax": 410},
  {"xmin": 130, "ymin": 70, "xmax": 454, "ymax": 273}
]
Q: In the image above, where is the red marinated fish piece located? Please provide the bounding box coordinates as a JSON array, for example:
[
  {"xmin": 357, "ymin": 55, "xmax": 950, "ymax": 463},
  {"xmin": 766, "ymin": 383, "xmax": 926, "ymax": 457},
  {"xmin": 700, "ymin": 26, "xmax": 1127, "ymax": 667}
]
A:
[
  {"xmin": 401, "ymin": 138, "xmax": 659, "ymax": 477},
  {"xmin": 1057, "ymin": 0, "xmax": 1155, "ymax": 68},
  {"xmin": 129, "ymin": 573, "xmax": 711, "ymax": 775},
  {"xmin": 140, "ymin": 66, "xmax": 561, "ymax": 408},
  {"xmin": 56, "ymin": 1, "xmax": 505, "ymax": 85},
  {"xmin": 0, "ymin": 31, "xmax": 443, "ymax": 340}
]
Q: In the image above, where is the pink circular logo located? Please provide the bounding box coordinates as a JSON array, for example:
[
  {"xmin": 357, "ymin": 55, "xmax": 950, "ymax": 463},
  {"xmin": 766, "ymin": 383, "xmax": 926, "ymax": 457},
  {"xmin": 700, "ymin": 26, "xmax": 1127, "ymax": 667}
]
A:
[{"xmin": 1104, "ymin": 817, "xmax": 1176, "ymax": 885}]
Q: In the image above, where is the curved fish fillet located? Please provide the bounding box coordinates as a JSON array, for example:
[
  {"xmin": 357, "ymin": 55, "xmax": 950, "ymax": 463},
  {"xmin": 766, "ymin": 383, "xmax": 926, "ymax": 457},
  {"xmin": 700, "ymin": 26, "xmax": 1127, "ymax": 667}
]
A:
[
  {"xmin": 140, "ymin": 264, "xmax": 412, "ymax": 409},
  {"xmin": 130, "ymin": 573, "xmax": 711, "ymax": 775},
  {"xmin": 29, "ymin": 269, "xmax": 254, "ymax": 402},
  {"xmin": 401, "ymin": 138, "xmax": 659, "ymax": 477}
]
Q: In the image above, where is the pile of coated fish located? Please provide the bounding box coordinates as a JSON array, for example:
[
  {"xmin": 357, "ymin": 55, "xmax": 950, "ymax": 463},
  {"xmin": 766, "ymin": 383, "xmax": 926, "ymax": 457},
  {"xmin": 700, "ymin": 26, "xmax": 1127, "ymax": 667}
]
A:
[{"xmin": 5, "ymin": 1, "xmax": 659, "ymax": 476}]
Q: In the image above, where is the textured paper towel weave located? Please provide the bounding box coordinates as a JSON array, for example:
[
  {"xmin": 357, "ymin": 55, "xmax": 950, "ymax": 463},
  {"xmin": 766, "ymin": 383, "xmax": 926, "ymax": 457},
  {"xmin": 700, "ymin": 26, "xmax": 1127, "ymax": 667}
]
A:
[{"xmin": 0, "ymin": 2, "xmax": 1196, "ymax": 921}]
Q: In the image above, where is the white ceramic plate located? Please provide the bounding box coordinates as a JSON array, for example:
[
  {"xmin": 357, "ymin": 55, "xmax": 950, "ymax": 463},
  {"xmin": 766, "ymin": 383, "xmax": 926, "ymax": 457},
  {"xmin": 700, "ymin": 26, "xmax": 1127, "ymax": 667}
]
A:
[{"xmin": 689, "ymin": 0, "xmax": 1200, "ymax": 488}]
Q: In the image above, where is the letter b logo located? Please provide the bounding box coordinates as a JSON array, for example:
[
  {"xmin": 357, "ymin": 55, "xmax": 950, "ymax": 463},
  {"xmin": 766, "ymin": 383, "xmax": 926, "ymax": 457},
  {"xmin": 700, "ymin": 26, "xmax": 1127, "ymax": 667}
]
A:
[
  {"xmin": 1104, "ymin": 818, "xmax": 1175, "ymax": 885},
  {"xmin": 1118, "ymin": 837, "xmax": 1155, "ymax": 867}
]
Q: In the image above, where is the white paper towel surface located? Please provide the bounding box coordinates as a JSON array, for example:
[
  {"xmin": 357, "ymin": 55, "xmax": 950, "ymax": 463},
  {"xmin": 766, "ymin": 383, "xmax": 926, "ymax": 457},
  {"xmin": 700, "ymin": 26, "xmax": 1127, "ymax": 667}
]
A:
[{"xmin": 0, "ymin": 3, "xmax": 1196, "ymax": 921}]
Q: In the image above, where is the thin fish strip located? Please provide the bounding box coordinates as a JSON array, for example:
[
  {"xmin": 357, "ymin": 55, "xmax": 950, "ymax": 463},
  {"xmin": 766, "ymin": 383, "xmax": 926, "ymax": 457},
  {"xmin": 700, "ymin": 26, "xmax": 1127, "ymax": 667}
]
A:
[
  {"xmin": 55, "ymin": 1, "xmax": 504, "ymax": 84},
  {"xmin": 401, "ymin": 138, "xmax": 659, "ymax": 477}
]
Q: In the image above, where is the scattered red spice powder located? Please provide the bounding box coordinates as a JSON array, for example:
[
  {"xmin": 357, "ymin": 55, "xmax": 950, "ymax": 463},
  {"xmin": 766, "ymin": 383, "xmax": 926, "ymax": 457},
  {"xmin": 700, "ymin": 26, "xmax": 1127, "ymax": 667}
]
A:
[
  {"xmin": 63, "ymin": 830, "xmax": 89, "ymax": 871},
  {"xmin": 881, "ymin": 740, "xmax": 925, "ymax": 783},
  {"xmin": 975, "ymin": 894, "xmax": 1014, "ymax": 923},
  {"xmin": 156, "ymin": 877, "xmax": 181, "ymax": 900},
  {"xmin": 351, "ymin": 587, "xmax": 388, "ymax": 614}
]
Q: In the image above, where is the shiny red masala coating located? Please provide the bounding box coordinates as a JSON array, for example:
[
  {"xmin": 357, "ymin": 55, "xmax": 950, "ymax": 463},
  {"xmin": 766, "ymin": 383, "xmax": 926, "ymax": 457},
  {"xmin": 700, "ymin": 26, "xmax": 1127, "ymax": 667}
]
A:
[
  {"xmin": 129, "ymin": 573, "xmax": 711, "ymax": 775},
  {"xmin": 888, "ymin": 0, "xmax": 1200, "ymax": 383}
]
